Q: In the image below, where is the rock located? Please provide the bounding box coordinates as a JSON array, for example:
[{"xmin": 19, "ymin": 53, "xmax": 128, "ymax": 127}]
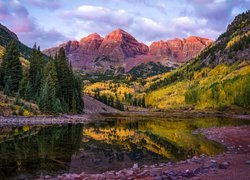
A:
[
  {"xmin": 179, "ymin": 160, "xmax": 187, "ymax": 164},
  {"xmin": 200, "ymin": 168, "xmax": 209, "ymax": 173},
  {"xmin": 219, "ymin": 162, "xmax": 230, "ymax": 169},
  {"xmin": 182, "ymin": 169, "xmax": 194, "ymax": 178},
  {"xmin": 70, "ymin": 174, "xmax": 81, "ymax": 179},
  {"xmin": 133, "ymin": 163, "xmax": 138, "ymax": 168},
  {"xmin": 57, "ymin": 175, "xmax": 63, "ymax": 179},
  {"xmin": 154, "ymin": 176, "xmax": 163, "ymax": 180},
  {"xmin": 194, "ymin": 167, "xmax": 201, "ymax": 174},
  {"xmin": 245, "ymin": 160, "xmax": 250, "ymax": 164},
  {"xmin": 163, "ymin": 170, "xmax": 178, "ymax": 176},
  {"xmin": 126, "ymin": 170, "xmax": 134, "ymax": 176},
  {"xmin": 150, "ymin": 168, "xmax": 162, "ymax": 177},
  {"xmin": 149, "ymin": 36, "xmax": 213, "ymax": 63},
  {"xmin": 79, "ymin": 172, "xmax": 85, "ymax": 177},
  {"xmin": 44, "ymin": 175, "xmax": 51, "ymax": 179},
  {"xmin": 210, "ymin": 159, "xmax": 217, "ymax": 163},
  {"xmin": 136, "ymin": 170, "xmax": 149, "ymax": 178}
]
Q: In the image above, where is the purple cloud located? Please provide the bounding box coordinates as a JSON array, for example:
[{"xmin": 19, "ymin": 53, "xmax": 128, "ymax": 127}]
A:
[
  {"xmin": 188, "ymin": 0, "xmax": 250, "ymax": 31},
  {"xmin": 25, "ymin": 0, "xmax": 61, "ymax": 10},
  {"xmin": 0, "ymin": 0, "xmax": 68, "ymax": 49},
  {"xmin": 62, "ymin": 5, "xmax": 134, "ymax": 27}
]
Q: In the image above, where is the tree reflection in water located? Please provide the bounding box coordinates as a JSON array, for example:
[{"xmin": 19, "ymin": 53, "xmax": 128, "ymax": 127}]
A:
[{"xmin": 0, "ymin": 116, "xmax": 248, "ymax": 178}]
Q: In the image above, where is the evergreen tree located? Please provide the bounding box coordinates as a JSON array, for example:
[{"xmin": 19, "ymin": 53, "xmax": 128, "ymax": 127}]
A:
[
  {"xmin": 72, "ymin": 74, "xmax": 84, "ymax": 113},
  {"xmin": 0, "ymin": 67, "xmax": 3, "ymax": 89},
  {"xmin": 29, "ymin": 44, "xmax": 45, "ymax": 99},
  {"xmin": 4, "ymin": 76, "xmax": 13, "ymax": 96},
  {"xmin": 39, "ymin": 60, "xmax": 60, "ymax": 113},
  {"xmin": 18, "ymin": 72, "xmax": 29, "ymax": 98},
  {"xmin": 2, "ymin": 40, "xmax": 23, "ymax": 93},
  {"xmin": 55, "ymin": 48, "xmax": 74, "ymax": 112}
]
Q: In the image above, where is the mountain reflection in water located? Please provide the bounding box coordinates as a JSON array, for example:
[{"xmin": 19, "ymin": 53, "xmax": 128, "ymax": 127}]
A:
[{"xmin": 0, "ymin": 116, "xmax": 248, "ymax": 178}]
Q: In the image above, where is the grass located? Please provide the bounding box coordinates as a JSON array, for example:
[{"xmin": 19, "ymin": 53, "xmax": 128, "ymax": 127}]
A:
[{"xmin": 0, "ymin": 91, "xmax": 41, "ymax": 116}]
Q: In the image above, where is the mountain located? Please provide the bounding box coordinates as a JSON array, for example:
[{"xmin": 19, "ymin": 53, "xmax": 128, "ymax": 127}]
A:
[
  {"xmin": 0, "ymin": 23, "xmax": 34, "ymax": 61},
  {"xmin": 149, "ymin": 36, "xmax": 213, "ymax": 63},
  {"xmin": 43, "ymin": 29, "xmax": 212, "ymax": 74},
  {"xmin": 145, "ymin": 10, "xmax": 250, "ymax": 111}
]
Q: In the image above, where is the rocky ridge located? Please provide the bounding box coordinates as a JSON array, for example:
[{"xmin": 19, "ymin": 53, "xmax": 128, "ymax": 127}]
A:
[{"xmin": 43, "ymin": 29, "xmax": 212, "ymax": 74}]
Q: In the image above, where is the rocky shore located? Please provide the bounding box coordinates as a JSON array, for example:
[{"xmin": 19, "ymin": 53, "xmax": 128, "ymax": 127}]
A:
[
  {"xmin": 0, "ymin": 115, "xmax": 92, "ymax": 127},
  {"xmin": 41, "ymin": 125, "xmax": 250, "ymax": 180}
]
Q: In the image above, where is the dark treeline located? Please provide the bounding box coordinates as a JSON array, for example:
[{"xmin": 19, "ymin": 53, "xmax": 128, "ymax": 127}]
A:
[
  {"xmin": 124, "ymin": 92, "xmax": 146, "ymax": 108},
  {"xmin": 0, "ymin": 40, "xmax": 84, "ymax": 114},
  {"xmin": 93, "ymin": 89, "xmax": 124, "ymax": 111}
]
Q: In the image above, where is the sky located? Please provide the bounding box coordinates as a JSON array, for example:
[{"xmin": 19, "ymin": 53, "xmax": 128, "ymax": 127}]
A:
[{"xmin": 0, "ymin": 0, "xmax": 249, "ymax": 50}]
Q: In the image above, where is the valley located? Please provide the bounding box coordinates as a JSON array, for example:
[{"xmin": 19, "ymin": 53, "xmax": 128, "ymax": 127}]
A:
[{"xmin": 0, "ymin": 1, "xmax": 249, "ymax": 179}]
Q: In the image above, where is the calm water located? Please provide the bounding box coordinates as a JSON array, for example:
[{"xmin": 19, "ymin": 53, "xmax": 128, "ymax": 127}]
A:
[{"xmin": 0, "ymin": 115, "xmax": 249, "ymax": 178}]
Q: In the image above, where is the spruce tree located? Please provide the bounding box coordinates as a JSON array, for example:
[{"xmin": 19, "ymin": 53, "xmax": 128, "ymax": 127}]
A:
[
  {"xmin": 55, "ymin": 48, "xmax": 74, "ymax": 112},
  {"xmin": 18, "ymin": 71, "xmax": 29, "ymax": 98},
  {"xmin": 29, "ymin": 44, "xmax": 45, "ymax": 99},
  {"xmin": 4, "ymin": 76, "xmax": 13, "ymax": 96},
  {"xmin": 2, "ymin": 40, "xmax": 23, "ymax": 93},
  {"xmin": 39, "ymin": 60, "xmax": 59, "ymax": 113}
]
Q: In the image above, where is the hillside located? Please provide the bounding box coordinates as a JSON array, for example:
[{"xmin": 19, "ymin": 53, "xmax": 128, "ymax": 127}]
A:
[
  {"xmin": 145, "ymin": 10, "xmax": 250, "ymax": 112},
  {"xmin": 0, "ymin": 24, "xmax": 34, "ymax": 60}
]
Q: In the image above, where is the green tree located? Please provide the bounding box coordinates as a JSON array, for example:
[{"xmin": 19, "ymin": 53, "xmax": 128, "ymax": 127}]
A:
[
  {"xmin": 2, "ymin": 40, "xmax": 23, "ymax": 93},
  {"xmin": 55, "ymin": 48, "xmax": 73, "ymax": 112},
  {"xmin": 4, "ymin": 76, "xmax": 13, "ymax": 96},
  {"xmin": 29, "ymin": 44, "xmax": 45, "ymax": 99},
  {"xmin": 18, "ymin": 72, "xmax": 29, "ymax": 98},
  {"xmin": 39, "ymin": 60, "xmax": 60, "ymax": 113}
]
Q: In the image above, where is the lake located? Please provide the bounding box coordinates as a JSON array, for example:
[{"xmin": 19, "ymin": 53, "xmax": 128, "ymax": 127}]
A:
[{"xmin": 0, "ymin": 115, "xmax": 249, "ymax": 178}]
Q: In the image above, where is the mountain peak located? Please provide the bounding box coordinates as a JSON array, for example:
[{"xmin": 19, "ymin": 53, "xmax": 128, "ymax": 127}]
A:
[
  {"xmin": 80, "ymin": 33, "xmax": 103, "ymax": 44},
  {"xmin": 105, "ymin": 28, "xmax": 133, "ymax": 41}
]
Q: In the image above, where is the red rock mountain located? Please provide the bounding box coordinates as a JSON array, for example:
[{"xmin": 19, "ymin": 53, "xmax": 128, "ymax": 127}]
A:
[
  {"xmin": 98, "ymin": 29, "xmax": 148, "ymax": 59},
  {"xmin": 149, "ymin": 36, "xmax": 213, "ymax": 63},
  {"xmin": 43, "ymin": 29, "xmax": 213, "ymax": 73}
]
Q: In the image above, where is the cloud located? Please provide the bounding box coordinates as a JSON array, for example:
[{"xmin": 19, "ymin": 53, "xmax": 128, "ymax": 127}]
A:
[
  {"xmin": 109, "ymin": 0, "xmax": 167, "ymax": 14},
  {"xmin": 25, "ymin": 0, "xmax": 61, "ymax": 10},
  {"xmin": 188, "ymin": 0, "xmax": 250, "ymax": 31},
  {"xmin": 2, "ymin": 0, "xmax": 250, "ymax": 49},
  {"xmin": 62, "ymin": 5, "xmax": 134, "ymax": 27},
  {"xmin": 59, "ymin": 4, "xmax": 218, "ymax": 42},
  {"xmin": 0, "ymin": 0, "xmax": 67, "ymax": 49}
]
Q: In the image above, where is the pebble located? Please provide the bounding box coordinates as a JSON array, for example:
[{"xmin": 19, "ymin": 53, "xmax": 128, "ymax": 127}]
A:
[
  {"xmin": 136, "ymin": 170, "xmax": 149, "ymax": 178},
  {"xmin": 133, "ymin": 163, "xmax": 138, "ymax": 168},
  {"xmin": 194, "ymin": 167, "xmax": 201, "ymax": 174},
  {"xmin": 164, "ymin": 170, "xmax": 178, "ymax": 177},
  {"xmin": 126, "ymin": 170, "xmax": 134, "ymax": 176},
  {"xmin": 210, "ymin": 159, "xmax": 217, "ymax": 163},
  {"xmin": 245, "ymin": 160, "xmax": 250, "ymax": 164},
  {"xmin": 219, "ymin": 162, "xmax": 230, "ymax": 169},
  {"xmin": 44, "ymin": 175, "xmax": 51, "ymax": 179},
  {"xmin": 183, "ymin": 169, "xmax": 194, "ymax": 178}
]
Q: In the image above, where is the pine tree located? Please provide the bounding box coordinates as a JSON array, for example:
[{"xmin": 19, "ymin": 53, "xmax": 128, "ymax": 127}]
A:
[
  {"xmin": 2, "ymin": 40, "xmax": 23, "ymax": 93},
  {"xmin": 0, "ymin": 67, "xmax": 3, "ymax": 89},
  {"xmin": 55, "ymin": 48, "xmax": 74, "ymax": 112},
  {"xmin": 18, "ymin": 72, "xmax": 29, "ymax": 98},
  {"xmin": 4, "ymin": 76, "xmax": 13, "ymax": 96},
  {"xmin": 39, "ymin": 60, "xmax": 59, "ymax": 113},
  {"xmin": 29, "ymin": 44, "xmax": 45, "ymax": 99},
  {"xmin": 72, "ymin": 74, "xmax": 84, "ymax": 113}
]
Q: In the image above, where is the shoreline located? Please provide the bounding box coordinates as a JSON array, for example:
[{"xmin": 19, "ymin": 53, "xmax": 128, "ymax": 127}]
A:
[
  {"xmin": 42, "ymin": 125, "xmax": 250, "ymax": 180},
  {"xmin": 1, "ymin": 114, "xmax": 250, "ymax": 179},
  {"xmin": 0, "ymin": 110, "xmax": 249, "ymax": 127}
]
